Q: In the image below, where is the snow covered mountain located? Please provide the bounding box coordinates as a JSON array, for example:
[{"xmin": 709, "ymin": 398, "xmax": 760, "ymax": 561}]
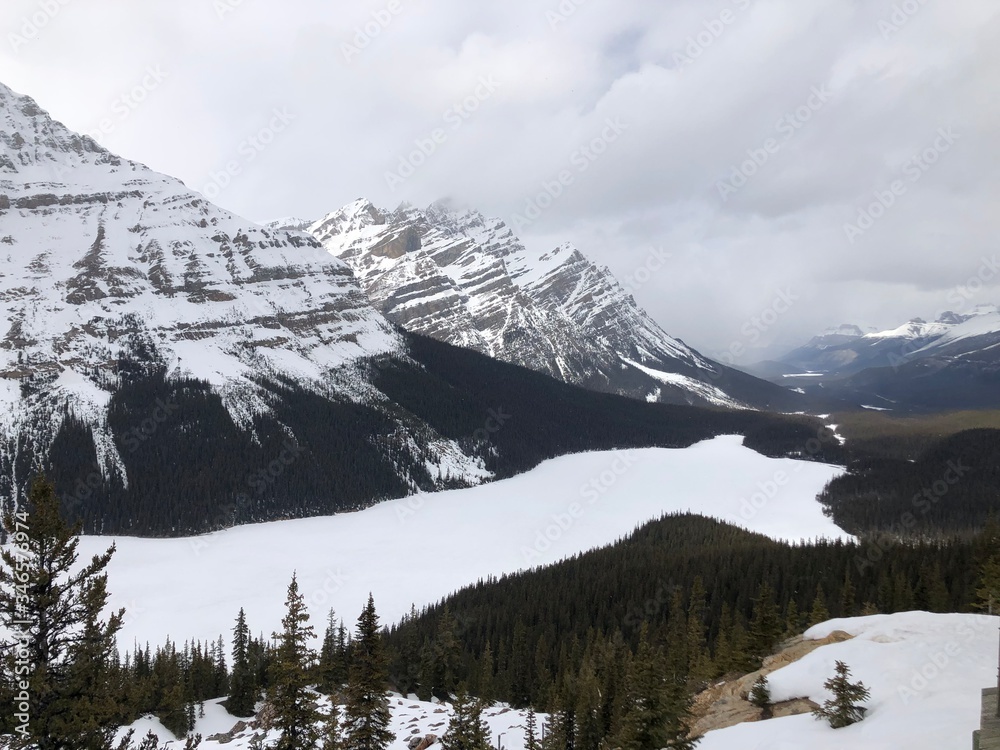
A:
[
  {"xmin": 0, "ymin": 80, "xmax": 504, "ymax": 528},
  {"xmin": 307, "ymin": 199, "xmax": 800, "ymax": 411},
  {"xmin": 753, "ymin": 306, "xmax": 1000, "ymax": 410}
]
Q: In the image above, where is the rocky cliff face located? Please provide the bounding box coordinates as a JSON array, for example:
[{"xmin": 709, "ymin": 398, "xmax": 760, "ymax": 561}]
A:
[{"xmin": 310, "ymin": 199, "xmax": 793, "ymax": 410}]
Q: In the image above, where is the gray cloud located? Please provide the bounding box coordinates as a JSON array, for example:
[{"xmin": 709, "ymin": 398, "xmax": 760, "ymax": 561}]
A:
[{"xmin": 2, "ymin": 0, "xmax": 998, "ymax": 361}]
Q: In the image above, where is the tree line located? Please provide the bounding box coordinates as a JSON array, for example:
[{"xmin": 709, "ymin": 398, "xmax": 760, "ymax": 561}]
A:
[{"xmin": 5, "ymin": 331, "xmax": 845, "ymax": 538}]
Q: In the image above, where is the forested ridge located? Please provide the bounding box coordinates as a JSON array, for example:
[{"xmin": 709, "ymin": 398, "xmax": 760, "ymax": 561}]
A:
[
  {"xmin": 10, "ymin": 332, "xmax": 843, "ymax": 537},
  {"xmin": 819, "ymin": 427, "xmax": 1000, "ymax": 536},
  {"xmin": 382, "ymin": 512, "xmax": 991, "ymax": 713}
]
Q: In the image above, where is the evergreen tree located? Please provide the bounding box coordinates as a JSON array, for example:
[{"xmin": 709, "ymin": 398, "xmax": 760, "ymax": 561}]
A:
[
  {"xmin": 783, "ymin": 599, "xmax": 801, "ymax": 638},
  {"xmin": 0, "ymin": 475, "xmax": 125, "ymax": 750},
  {"xmin": 441, "ymin": 688, "xmax": 492, "ymax": 750},
  {"xmin": 573, "ymin": 662, "xmax": 603, "ymax": 750},
  {"xmin": 808, "ymin": 584, "xmax": 830, "ymax": 627},
  {"xmin": 748, "ymin": 582, "xmax": 781, "ymax": 664},
  {"xmin": 916, "ymin": 563, "xmax": 949, "ymax": 612},
  {"xmin": 344, "ymin": 595, "xmax": 395, "ymax": 750},
  {"xmin": 226, "ymin": 608, "xmax": 257, "ymax": 717},
  {"xmin": 524, "ymin": 707, "xmax": 540, "ymax": 750},
  {"xmin": 432, "ymin": 606, "xmax": 462, "ymax": 700},
  {"xmin": 811, "ymin": 661, "xmax": 870, "ymax": 729},
  {"xmin": 613, "ymin": 627, "xmax": 697, "ymax": 750},
  {"xmin": 478, "ymin": 642, "xmax": 495, "ymax": 704},
  {"xmin": 269, "ymin": 574, "xmax": 320, "ymax": 750},
  {"xmin": 319, "ymin": 609, "xmax": 343, "ymax": 693},
  {"xmin": 685, "ymin": 577, "xmax": 712, "ymax": 685},
  {"xmin": 321, "ymin": 699, "xmax": 344, "ymax": 750},
  {"xmin": 976, "ymin": 554, "xmax": 1000, "ymax": 614},
  {"xmin": 748, "ymin": 675, "xmax": 772, "ymax": 719},
  {"xmin": 839, "ymin": 570, "xmax": 856, "ymax": 617}
]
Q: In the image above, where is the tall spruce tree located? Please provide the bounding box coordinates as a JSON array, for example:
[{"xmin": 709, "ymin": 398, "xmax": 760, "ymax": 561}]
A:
[
  {"xmin": 748, "ymin": 582, "xmax": 781, "ymax": 664},
  {"xmin": 524, "ymin": 707, "xmax": 540, "ymax": 750},
  {"xmin": 226, "ymin": 608, "xmax": 257, "ymax": 717},
  {"xmin": 0, "ymin": 475, "xmax": 125, "ymax": 750},
  {"xmin": 319, "ymin": 609, "xmax": 343, "ymax": 693},
  {"xmin": 269, "ymin": 574, "xmax": 320, "ymax": 750},
  {"xmin": 344, "ymin": 594, "xmax": 395, "ymax": 750},
  {"xmin": 808, "ymin": 584, "xmax": 830, "ymax": 627}
]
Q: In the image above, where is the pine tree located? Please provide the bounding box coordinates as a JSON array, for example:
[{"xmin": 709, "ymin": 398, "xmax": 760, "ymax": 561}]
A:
[
  {"xmin": 0, "ymin": 475, "xmax": 125, "ymax": 750},
  {"xmin": 685, "ymin": 577, "xmax": 712, "ymax": 685},
  {"xmin": 808, "ymin": 584, "xmax": 830, "ymax": 627},
  {"xmin": 748, "ymin": 582, "xmax": 781, "ymax": 664},
  {"xmin": 541, "ymin": 683, "xmax": 575, "ymax": 750},
  {"xmin": 269, "ymin": 574, "xmax": 320, "ymax": 750},
  {"xmin": 524, "ymin": 707, "xmax": 540, "ymax": 750},
  {"xmin": 344, "ymin": 594, "xmax": 395, "ymax": 750},
  {"xmin": 613, "ymin": 627, "xmax": 698, "ymax": 750},
  {"xmin": 478, "ymin": 643, "xmax": 495, "ymax": 704},
  {"xmin": 839, "ymin": 570, "xmax": 856, "ymax": 617},
  {"xmin": 573, "ymin": 661, "xmax": 603, "ymax": 750},
  {"xmin": 811, "ymin": 661, "xmax": 870, "ymax": 729},
  {"xmin": 319, "ymin": 609, "xmax": 343, "ymax": 693},
  {"xmin": 748, "ymin": 675, "xmax": 772, "ymax": 719},
  {"xmin": 321, "ymin": 699, "xmax": 344, "ymax": 750},
  {"xmin": 432, "ymin": 606, "xmax": 462, "ymax": 700},
  {"xmin": 226, "ymin": 608, "xmax": 257, "ymax": 717},
  {"xmin": 917, "ymin": 563, "xmax": 949, "ymax": 612},
  {"xmin": 783, "ymin": 599, "xmax": 801, "ymax": 638},
  {"xmin": 976, "ymin": 554, "xmax": 1000, "ymax": 614},
  {"xmin": 441, "ymin": 687, "xmax": 492, "ymax": 750}
]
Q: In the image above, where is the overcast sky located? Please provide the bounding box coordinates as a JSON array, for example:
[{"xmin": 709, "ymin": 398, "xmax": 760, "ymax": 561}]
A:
[{"xmin": 1, "ymin": 0, "xmax": 998, "ymax": 361}]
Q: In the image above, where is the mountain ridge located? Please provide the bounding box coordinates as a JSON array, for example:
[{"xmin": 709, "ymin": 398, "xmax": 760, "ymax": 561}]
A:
[{"xmin": 307, "ymin": 197, "xmax": 801, "ymax": 411}]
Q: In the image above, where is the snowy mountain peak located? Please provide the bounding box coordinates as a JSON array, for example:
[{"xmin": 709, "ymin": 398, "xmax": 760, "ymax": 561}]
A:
[
  {"xmin": 307, "ymin": 199, "xmax": 794, "ymax": 409},
  {"xmin": 0, "ymin": 81, "xmax": 128, "ymax": 177},
  {"xmin": 821, "ymin": 324, "xmax": 865, "ymax": 338},
  {"xmin": 0, "ymin": 80, "xmax": 417, "ymax": 495}
]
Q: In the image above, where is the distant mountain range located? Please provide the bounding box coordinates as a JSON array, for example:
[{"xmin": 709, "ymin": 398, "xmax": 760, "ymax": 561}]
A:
[{"xmin": 748, "ymin": 306, "xmax": 1000, "ymax": 411}]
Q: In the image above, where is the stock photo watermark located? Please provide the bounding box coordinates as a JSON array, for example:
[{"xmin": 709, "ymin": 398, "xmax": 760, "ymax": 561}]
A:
[
  {"xmin": 83, "ymin": 66, "xmax": 170, "ymax": 144},
  {"xmin": 716, "ymin": 85, "xmax": 833, "ymax": 202},
  {"xmin": 510, "ymin": 116, "xmax": 628, "ymax": 232},
  {"xmin": 200, "ymin": 107, "xmax": 295, "ymax": 200},
  {"xmin": 673, "ymin": 0, "xmax": 753, "ymax": 67},
  {"xmin": 8, "ymin": 0, "xmax": 73, "ymax": 53},
  {"xmin": 342, "ymin": 0, "xmax": 405, "ymax": 64},
  {"xmin": 385, "ymin": 75, "xmax": 501, "ymax": 192},
  {"xmin": 843, "ymin": 127, "xmax": 959, "ymax": 244}
]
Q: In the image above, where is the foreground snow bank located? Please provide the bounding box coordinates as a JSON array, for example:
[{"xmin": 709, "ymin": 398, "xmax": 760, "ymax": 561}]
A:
[
  {"xmin": 700, "ymin": 611, "xmax": 999, "ymax": 750},
  {"xmin": 79, "ymin": 436, "xmax": 845, "ymax": 648}
]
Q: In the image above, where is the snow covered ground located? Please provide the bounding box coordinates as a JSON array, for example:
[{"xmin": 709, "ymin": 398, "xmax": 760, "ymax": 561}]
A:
[
  {"xmin": 77, "ymin": 436, "xmax": 847, "ymax": 650},
  {"xmin": 120, "ymin": 694, "xmax": 536, "ymax": 750},
  {"xmin": 700, "ymin": 611, "xmax": 999, "ymax": 750}
]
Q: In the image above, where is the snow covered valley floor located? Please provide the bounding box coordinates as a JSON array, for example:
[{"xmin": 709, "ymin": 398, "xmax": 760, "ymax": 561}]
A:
[
  {"xmin": 122, "ymin": 612, "xmax": 998, "ymax": 750},
  {"xmin": 80, "ymin": 435, "xmax": 848, "ymax": 650}
]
